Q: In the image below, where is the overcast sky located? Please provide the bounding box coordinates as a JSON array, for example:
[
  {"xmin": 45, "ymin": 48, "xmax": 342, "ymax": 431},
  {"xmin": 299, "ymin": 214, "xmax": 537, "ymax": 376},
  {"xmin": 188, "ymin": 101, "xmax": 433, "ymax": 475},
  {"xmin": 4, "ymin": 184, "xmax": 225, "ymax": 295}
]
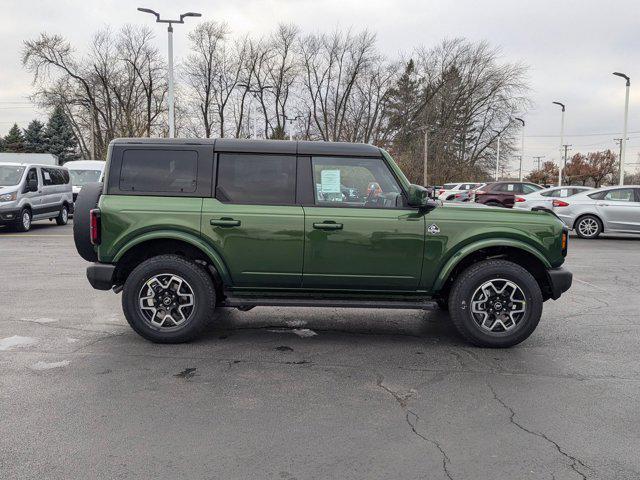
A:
[{"xmin": 1, "ymin": 0, "xmax": 639, "ymax": 173}]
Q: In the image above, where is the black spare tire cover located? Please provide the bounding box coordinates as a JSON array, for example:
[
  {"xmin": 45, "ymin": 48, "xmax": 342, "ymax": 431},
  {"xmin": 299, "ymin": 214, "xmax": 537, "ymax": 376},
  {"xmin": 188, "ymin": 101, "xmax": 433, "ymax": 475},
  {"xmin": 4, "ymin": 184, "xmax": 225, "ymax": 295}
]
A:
[{"xmin": 73, "ymin": 182, "xmax": 103, "ymax": 262}]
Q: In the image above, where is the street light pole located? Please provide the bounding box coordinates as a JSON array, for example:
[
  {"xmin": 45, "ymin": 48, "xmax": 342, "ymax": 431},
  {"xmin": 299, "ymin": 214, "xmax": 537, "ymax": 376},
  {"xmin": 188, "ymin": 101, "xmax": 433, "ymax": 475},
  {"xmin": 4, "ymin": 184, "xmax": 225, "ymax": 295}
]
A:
[
  {"xmin": 613, "ymin": 72, "xmax": 630, "ymax": 185},
  {"xmin": 495, "ymin": 133, "xmax": 501, "ymax": 181},
  {"xmin": 284, "ymin": 115, "xmax": 302, "ymax": 141},
  {"xmin": 515, "ymin": 117, "xmax": 525, "ymax": 181},
  {"xmin": 552, "ymin": 102, "xmax": 565, "ymax": 186},
  {"xmin": 137, "ymin": 8, "xmax": 202, "ymax": 138}
]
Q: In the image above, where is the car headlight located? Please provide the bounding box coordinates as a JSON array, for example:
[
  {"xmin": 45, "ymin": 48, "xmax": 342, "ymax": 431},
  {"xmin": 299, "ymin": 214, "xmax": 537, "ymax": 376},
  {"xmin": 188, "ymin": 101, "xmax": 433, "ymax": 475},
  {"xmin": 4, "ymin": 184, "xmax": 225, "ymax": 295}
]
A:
[{"xmin": 0, "ymin": 191, "xmax": 17, "ymax": 202}]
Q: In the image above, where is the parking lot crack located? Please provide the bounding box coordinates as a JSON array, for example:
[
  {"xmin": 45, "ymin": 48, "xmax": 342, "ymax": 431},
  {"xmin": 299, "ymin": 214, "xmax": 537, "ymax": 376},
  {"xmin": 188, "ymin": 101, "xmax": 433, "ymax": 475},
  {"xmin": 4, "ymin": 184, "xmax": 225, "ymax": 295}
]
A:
[
  {"xmin": 376, "ymin": 375, "xmax": 453, "ymax": 480},
  {"xmin": 487, "ymin": 382, "xmax": 591, "ymax": 480}
]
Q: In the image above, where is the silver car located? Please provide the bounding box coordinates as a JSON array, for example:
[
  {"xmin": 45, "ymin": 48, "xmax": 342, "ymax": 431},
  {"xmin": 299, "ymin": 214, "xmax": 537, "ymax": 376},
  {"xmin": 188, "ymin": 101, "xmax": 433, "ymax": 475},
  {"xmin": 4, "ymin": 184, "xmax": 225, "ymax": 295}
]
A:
[
  {"xmin": 0, "ymin": 162, "xmax": 73, "ymax": 232},
  {"xmin": 553, "ymin": 185, "xmax": 640, "ymax": 238},
  {"xmin": 514, "ymin": 186, "xmax": 592, "ymax": 211}
]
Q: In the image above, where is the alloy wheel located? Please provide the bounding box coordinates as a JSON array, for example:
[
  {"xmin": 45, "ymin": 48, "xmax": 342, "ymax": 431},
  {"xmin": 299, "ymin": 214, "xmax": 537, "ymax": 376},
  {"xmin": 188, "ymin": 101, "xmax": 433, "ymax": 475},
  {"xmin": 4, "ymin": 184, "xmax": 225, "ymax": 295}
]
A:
[
  {"xmin": 138, "ymin": 274, "xmax": 195, "ymax": 329},
  {"xmin": 22, "ymin": 211, "xmax": 31, "ymax": 230},
  {"xmin": 578, "ymin": 218, "xmax": 598, "ymax": 237},
  {"xmin": 470, "ymin": 278, "xmax": 527, "ymax": 333}
]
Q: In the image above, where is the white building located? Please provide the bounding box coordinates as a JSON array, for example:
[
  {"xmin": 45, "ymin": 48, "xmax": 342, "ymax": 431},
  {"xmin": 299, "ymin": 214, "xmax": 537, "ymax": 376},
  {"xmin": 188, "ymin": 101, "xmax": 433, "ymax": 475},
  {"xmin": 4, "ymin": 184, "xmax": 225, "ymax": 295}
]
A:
[{"xmin": 0, "ymin": 152, "xmax": 59, "ymax": 165}]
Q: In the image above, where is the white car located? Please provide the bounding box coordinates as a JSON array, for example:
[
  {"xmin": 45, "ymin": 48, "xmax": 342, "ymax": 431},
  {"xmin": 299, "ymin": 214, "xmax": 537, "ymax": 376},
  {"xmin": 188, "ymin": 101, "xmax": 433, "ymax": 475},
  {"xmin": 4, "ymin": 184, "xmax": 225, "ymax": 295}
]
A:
[
  {"xmin": 66, "ymin": 160, "xmax": 105, "ymax": 203},
  {"xmin": 437, "ymin": 182, "xmax": 483, "ymax": 201},
  {"xmin": 514, "ymin": 186, "xmax": 592, "ymax": 211},
  {"xmin": 552, "ymin": 185, "xmax": 640, "ymax": 238}
]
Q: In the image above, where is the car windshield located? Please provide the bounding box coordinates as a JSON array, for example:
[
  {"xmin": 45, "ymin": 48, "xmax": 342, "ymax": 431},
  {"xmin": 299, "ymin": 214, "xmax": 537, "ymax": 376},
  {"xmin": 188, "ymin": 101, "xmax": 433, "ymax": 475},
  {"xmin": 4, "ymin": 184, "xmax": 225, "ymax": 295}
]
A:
[
  {"xmin": 69, "ymin": 169, "xmax": 102, "ymax": 186},
  {"xmin": 0, "ymin": 165, "xmax": 25, "ymax": 186},
  {"xmin": 443, "ymin": 183, "xmax": 458, "ymax": 189}
]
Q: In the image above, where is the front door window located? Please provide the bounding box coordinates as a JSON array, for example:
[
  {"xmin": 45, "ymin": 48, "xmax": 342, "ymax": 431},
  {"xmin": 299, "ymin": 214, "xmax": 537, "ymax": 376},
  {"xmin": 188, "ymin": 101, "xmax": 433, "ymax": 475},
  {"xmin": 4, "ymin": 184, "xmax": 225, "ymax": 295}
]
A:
[{"xmin": 312, "ymin": 157, "xmax": 404, "ymax": 209}]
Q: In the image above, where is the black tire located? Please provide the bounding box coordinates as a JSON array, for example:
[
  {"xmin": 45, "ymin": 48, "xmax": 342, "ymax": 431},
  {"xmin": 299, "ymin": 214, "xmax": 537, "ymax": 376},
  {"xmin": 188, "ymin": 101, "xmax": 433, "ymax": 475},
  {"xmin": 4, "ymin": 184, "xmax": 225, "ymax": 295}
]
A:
[
  {"xmin": 122, "ymin": 255, "xmax": 216, "ymax": 343},
  {"xmin": 56, "ymin": 204, "xmax": 69, "ymax": 226},
  {"xmin": 574, "ymin": 215, "xmax": 602, "ymax": 239},
  {"xmin": 73, "ymin": 182, "xmax": 103, "ymax": 262},
  {"xmin": 448, "ymin": 259, "xmax": 543, "ymax": 348},
  {"xmin": 485, "ymin": 201, "xmax": 502, "ymax": 208},
  {"xmin": 15, "ymin": 207, "xmax": 32, "ymax": 232},
  {"xmin": 436, "ymin": 297, "xmax": 449, "ymax": 311}
]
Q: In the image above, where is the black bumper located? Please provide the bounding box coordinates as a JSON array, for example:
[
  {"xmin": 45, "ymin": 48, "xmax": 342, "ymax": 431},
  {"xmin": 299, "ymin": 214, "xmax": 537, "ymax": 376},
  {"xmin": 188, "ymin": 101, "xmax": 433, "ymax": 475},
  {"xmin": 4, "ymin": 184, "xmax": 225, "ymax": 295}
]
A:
[
  {"xmin": 0, "ymin": 209, "xmax": 20, "ymax": 225},
  {"xmin": 547, "ymin": 267, "xmax": 573, "ymax": 300},
  {"xmin": 87, "ymin": 263, "xmax": 116, "ymax": 290}
]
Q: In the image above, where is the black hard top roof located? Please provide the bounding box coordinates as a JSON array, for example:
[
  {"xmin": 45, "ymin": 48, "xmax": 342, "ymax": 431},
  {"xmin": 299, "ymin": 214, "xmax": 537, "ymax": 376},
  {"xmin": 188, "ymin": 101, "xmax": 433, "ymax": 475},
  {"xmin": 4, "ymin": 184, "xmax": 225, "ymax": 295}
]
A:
[{"xmin": 110, "ymin": 138, "xmax": 382, "ymax": 157}]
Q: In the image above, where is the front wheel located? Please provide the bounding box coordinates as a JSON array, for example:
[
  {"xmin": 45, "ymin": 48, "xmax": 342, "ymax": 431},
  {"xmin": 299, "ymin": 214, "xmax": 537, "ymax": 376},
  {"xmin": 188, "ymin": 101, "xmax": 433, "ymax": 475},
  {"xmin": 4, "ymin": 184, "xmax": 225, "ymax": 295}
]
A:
[
  {"xmin": 56, "ymin": 205, "xmax": 69, "ymax": 225},
  {"xmin": 448, "ymin": 259, "xmax": 543, "ymax": 348},
  {"xmin": 15, "ymin": 208, "xmax": 32, "ymax": 232},
  {"xmin": 122, "ymin": 255, "xmax": 217, "ymax": 343}
]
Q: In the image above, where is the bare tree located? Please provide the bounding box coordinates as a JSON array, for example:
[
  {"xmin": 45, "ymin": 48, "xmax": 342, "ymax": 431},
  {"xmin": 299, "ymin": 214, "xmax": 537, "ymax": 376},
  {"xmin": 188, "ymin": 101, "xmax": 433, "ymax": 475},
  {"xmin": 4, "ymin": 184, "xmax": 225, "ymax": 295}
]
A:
[
  {"xmin": 22, "ymin": 26, "xmax": 167, "ymax": 159},
  {"xmin": 183, "ymin": 21, "xmax": 229, "ymax": 138},
  {"xmin": 299, "ymin": 29, "xmax": 377, "ymax": 141}
]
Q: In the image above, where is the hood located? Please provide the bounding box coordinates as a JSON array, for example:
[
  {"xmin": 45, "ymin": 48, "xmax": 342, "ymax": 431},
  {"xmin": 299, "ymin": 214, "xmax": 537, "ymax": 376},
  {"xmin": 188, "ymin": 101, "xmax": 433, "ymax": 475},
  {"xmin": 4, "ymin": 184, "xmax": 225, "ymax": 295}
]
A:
[{"xmin": 0, "ymin": 185, "xmax": 18, "ymax": 194}]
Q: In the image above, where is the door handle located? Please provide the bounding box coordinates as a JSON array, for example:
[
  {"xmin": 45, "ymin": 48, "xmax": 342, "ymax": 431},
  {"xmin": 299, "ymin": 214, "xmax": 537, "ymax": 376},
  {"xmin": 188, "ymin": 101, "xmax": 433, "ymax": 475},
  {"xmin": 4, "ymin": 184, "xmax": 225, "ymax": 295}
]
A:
[
  {"xmin": 313, "ymin": 222, "xmax": 343, "ymax": 231},
  {"xmin": 210, "ymin": 218, "xmax": 241, "ymax": 227}
]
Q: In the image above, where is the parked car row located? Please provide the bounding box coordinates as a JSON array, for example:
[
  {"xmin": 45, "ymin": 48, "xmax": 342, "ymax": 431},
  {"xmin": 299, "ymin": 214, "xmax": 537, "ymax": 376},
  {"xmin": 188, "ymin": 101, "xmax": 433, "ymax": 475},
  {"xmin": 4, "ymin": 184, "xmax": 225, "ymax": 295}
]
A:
[
  {"xmin": 439, "ymin": 179, "xmax": 640, "ymax": 239},
  {"xmin": 0, "ymin": 160, "xmax": 104, "ymax": 232}
]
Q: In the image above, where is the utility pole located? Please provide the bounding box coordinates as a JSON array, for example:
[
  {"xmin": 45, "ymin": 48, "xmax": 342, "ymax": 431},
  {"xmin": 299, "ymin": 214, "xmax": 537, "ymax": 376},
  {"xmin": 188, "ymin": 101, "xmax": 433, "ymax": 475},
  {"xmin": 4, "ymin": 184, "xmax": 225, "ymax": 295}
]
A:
[
  {"xmin": 552, "ymin": 101, "xmax": 565, "ymax": 186},
  {"xmin": 138, "ymin": 8, "xmax": 202, "ymax": 138},
  {"xmin": 613, "ymin": 72, "xmax": 630, "ymax": 185},
  {"xmin": 514, "ymin": 117, "xmax": 525, "ymax": 181},
  {"xmin": 423, "ymin": 129, "xmax": 428, "ymax": 187},
  {"xmin": 533, "ymin": 155, "xmax": 545, "ymax": 171}
]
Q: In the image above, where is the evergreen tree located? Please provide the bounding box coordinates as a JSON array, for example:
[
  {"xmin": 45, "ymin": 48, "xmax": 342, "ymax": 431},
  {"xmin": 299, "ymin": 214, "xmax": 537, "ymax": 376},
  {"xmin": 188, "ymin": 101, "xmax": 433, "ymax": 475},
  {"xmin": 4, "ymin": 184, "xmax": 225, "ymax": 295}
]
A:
[
  {"xmin": 3, "ymin": 123, "xmax": 26, "ymax": 152},
  {"xmin": 23, "ymin": 119, "xmax": 47, "ymax": 153},
  {"xmin": 44, "ymin": 106, "xmax": 79, "ymax": 163}
]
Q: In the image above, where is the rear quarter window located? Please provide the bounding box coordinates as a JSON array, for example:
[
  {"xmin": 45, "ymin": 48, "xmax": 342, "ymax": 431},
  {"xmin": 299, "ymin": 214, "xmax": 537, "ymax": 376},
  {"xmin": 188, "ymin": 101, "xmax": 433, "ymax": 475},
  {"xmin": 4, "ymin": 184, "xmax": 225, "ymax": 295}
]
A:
[{"xmin": 119, "ymin": 149, "xmax": 198, "ymax": 193}]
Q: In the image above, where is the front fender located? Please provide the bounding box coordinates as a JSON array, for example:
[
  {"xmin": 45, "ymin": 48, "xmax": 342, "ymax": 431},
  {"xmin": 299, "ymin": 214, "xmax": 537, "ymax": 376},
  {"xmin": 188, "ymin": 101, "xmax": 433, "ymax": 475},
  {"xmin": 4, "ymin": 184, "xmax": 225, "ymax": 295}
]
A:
[
  {"xmin": 112, "ymin": 230, "xmax": 231, "ymax": 284},
  {"xmin": 432, "ymin": 238, "xmax": 552, "ymax": 292}
]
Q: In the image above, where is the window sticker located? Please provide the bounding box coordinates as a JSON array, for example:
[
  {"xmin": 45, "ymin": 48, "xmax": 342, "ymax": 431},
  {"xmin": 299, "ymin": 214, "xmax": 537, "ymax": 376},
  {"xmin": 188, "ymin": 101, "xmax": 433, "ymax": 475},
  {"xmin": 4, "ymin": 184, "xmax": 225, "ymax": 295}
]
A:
[
  {"xmin": 320, "ymin": 170, "xmax": 341, "ymax": 194},
  {"xmin": 44, "ymin": 171, "xmax": 51, "ymax": 181},
  {"xmin": 507, "ymin": 184, "xmax": 514, "ymax": 191}
]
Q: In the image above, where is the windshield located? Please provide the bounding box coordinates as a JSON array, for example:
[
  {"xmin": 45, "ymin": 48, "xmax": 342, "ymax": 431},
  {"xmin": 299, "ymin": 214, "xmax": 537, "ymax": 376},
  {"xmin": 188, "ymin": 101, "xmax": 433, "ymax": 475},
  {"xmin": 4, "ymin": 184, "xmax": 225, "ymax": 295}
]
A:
[
  {"xmin": 69, "ymin": 169, "xmax": 102, "ymax": 186},
  {"xmin": 0, "ymin": 165, "xmax": 25, "ymax": 186}
]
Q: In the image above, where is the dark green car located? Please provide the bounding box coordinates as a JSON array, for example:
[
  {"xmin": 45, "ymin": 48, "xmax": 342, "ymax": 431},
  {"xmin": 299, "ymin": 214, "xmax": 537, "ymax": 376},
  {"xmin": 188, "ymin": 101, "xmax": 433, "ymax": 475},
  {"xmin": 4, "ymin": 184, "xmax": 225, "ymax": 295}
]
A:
[{"xmin": 74, "ymin": 138, "xmax": 572, "ymax": 348}]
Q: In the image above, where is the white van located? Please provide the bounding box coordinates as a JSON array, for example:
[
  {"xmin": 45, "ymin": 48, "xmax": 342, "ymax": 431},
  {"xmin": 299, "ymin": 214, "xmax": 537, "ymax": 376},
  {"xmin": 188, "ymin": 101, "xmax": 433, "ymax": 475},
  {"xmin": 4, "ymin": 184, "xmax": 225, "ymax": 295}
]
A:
[
  {"xmin": 65, "ymin": 160, "xmax": 105, "ymax": 203},
  {"xmin": 0, "ymin": 163, "xmax": 73, "ymax": 232}
]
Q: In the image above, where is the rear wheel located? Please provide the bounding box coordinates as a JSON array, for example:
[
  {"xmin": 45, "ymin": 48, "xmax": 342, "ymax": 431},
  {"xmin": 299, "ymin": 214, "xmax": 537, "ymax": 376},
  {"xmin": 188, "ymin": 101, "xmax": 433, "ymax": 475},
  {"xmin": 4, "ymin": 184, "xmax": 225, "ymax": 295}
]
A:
[
  {"xmin": 122, "ymin": 255, "xmax": 216, "ymax": 343},
  {"xmin": 15, "ymin": 208, "xmax": 32, "ymax": 232},
  {"xmin": 575, "ymin": 215, "xmax": 602, "ymax": 239},
  {"xmin": 56, "ymin": 205, "xmax": 69, "ymax": 225},
  {"xmin": 485, "ymin": 201, "xmax": 502, "ymax": 208},
  {"xmin": 448, "ymin": 259, "xmax": 543, "ymax": 348}
]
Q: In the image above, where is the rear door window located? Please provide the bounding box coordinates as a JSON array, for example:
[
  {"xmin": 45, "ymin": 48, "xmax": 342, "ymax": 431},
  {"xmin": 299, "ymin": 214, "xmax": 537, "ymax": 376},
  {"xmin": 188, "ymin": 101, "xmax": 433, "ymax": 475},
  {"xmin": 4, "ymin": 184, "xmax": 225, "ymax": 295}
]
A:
[
  {"xmin": 215, "ymin": 153, "xmax": 296, "ymax": 205},
  {"xmin": 603, "ymin": 188, "xmax": 636, "ymax": 202},
  {"xmin": 119, "ymin": 149, "xmax": 198, "ymax": 193}
]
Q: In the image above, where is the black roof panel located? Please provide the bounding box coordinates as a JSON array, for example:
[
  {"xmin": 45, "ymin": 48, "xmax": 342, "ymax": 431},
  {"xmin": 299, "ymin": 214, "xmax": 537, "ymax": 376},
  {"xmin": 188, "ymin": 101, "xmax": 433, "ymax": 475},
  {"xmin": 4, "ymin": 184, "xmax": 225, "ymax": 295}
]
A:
[{"xmin": 110, "ymin": 138, "xmax": 381, "ymax": 157}]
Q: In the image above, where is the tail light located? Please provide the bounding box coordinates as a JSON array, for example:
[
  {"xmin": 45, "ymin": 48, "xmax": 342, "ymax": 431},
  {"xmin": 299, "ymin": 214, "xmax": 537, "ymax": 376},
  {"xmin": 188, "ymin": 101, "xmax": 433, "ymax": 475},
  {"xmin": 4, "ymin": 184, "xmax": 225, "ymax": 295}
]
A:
[
  {"xmin": 90, "ymin": 208, "xmax": 101, "ymax": 245},
  {"xmin": 438, "ymin": 189, "xmax": 445, "ymax": 196},
  {"xmin": 454, "ymin": 193, "xmax": 461, "ymax": 198},
  {"xmin": 515, "ymin": 196, "xmax": 526, "ymax": 202},
  {"xmin": 561, "ymin": 227, "xmax": 568, "ymax": 256},
  {"xmin": 553, "ymin": 200, "xmax": 569, "ymax": 207}
]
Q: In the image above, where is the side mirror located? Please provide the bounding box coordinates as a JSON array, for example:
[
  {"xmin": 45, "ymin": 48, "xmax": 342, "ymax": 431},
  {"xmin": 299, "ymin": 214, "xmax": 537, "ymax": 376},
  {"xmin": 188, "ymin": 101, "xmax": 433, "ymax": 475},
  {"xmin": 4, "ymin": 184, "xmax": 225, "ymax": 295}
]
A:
[
  {"xmin": 407, "ymin": 184, "xmax": 429, "ymax": 208},
  {"xmin": 27, "ymin": 179, "xmax": 38, "ymax": 192}
]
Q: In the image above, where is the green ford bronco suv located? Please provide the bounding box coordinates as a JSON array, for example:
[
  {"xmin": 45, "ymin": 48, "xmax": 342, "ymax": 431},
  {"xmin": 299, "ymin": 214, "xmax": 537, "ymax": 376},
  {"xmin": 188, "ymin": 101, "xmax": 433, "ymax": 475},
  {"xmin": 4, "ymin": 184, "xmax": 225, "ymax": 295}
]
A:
[{"xmin": 73, "ymin": 138, "xmax": 572, "ymax": 348}]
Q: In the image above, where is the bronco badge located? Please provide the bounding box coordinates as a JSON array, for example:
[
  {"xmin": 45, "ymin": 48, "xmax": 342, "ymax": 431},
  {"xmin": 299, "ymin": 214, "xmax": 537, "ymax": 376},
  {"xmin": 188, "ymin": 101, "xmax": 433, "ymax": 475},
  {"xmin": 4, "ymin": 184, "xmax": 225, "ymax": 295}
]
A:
[{"xmin": 427, "ymin": 224, "xmax": 440, "ymax": 235}]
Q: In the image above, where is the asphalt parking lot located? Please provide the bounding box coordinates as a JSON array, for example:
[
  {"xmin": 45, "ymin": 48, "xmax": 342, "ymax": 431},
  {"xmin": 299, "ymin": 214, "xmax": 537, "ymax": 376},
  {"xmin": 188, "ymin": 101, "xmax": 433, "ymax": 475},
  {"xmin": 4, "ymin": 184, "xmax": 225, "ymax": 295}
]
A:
[{"xmin": 1, "ymin": 220, "xmax": 639, "ymax": 480}]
